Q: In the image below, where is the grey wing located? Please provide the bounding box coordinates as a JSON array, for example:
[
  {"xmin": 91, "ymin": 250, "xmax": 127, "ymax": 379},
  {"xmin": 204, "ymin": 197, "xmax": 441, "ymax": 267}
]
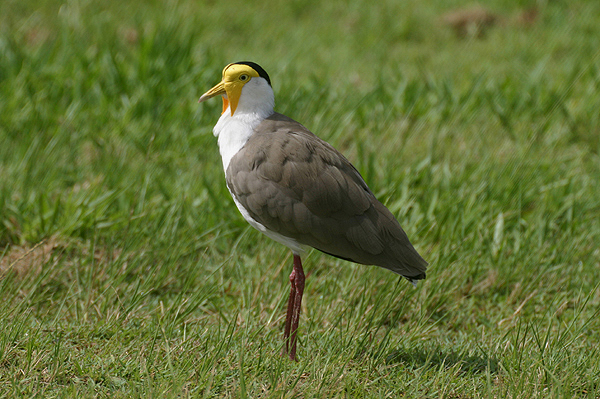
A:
[{"xmin": 226, "ymin": 113, "xmax": 427, "ymax": 279}]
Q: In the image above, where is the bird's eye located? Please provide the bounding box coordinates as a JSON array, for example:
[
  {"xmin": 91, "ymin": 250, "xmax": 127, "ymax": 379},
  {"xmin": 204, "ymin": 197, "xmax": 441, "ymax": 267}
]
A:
[{"xmin": 239, "ymin": 74, "xmax": 249, "ymax": 81}]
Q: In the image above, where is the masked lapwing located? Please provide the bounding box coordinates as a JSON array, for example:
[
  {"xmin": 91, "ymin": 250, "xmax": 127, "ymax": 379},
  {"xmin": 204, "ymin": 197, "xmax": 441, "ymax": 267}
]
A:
[{"xmin": 199, "ymin": 62, "xmax": 428, "ymax": 361}]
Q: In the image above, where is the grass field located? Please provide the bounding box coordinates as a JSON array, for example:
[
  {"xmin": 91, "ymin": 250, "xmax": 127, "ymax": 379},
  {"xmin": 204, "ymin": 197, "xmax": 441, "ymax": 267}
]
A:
[{"xmin": 1, "ymin": 0, "xmax": 600, "ymax": 397}]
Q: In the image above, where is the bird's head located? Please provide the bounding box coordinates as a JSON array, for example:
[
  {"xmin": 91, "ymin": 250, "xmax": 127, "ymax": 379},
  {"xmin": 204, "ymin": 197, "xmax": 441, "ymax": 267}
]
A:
[{"xmin": 199, "ymin": 61, "xmax": 273, "ymax": 117}]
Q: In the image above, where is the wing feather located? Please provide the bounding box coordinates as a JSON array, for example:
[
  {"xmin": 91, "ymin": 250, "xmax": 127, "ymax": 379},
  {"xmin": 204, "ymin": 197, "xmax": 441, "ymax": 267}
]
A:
[{"xmin": 226, "ymin": 112, "xmax": 427, "ymax": 279}]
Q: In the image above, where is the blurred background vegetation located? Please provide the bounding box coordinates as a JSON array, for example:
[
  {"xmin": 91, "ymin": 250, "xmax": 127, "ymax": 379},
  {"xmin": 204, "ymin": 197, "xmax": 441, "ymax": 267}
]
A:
[{"xmin": 1, "ymin": 0, "xmax": 599, "ymax": 397}]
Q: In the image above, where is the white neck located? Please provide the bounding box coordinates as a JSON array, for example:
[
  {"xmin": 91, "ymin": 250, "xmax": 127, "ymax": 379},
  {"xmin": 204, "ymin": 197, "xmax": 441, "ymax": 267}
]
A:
[{"xmin": 213, "ymin": 77, "xmax": 275, "ymax": 172}]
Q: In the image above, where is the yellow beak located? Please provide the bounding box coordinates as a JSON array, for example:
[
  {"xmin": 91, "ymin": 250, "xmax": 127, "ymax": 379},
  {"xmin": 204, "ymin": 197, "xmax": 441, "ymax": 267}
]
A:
[
  {"xmin": 198, "ymin": 79, "xmax": 243, "ymax": 116},
  {"xmin": 198, "ymin": 81, "xmax": 225, "ymax": 103}
]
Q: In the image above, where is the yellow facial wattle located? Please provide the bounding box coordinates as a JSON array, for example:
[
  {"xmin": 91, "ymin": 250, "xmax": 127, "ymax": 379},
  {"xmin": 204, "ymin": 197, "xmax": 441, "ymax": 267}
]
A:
[{"xmin": 199, "ymin": 63, "xmax": 260, "ymax": 116}]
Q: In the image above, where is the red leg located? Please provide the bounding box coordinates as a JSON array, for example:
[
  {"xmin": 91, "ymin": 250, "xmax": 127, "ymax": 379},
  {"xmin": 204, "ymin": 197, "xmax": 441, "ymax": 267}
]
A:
[
  {"xmin": 281, "ymin": 268, "xmax": 296, "ymax": 356},
  {"xmin": 288, "ymin": 254, "xmax": 305, "ymax": 361}
]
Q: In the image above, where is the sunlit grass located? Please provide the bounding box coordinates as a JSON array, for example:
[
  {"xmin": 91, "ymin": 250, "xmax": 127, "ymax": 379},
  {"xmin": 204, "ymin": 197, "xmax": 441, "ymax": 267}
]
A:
[{"xmin": 1, "ymin": 0, "xmax": 600, "ymax": 397}]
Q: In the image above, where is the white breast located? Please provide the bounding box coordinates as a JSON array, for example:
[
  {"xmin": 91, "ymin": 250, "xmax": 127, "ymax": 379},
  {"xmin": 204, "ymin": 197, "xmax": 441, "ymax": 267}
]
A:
[{"xmin": 214, "ymin": 111, "xmax": 261, "ymax": 172}]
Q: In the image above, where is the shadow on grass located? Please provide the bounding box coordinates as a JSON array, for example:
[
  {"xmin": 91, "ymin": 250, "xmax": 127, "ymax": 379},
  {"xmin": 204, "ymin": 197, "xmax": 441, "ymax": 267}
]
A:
[{"xmin": 384, "ymin": 346, "xmax": 500, "ymax": 375}]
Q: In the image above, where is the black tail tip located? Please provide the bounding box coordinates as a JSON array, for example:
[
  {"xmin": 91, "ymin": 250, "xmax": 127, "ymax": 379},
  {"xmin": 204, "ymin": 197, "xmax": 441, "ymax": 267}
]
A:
[{"xmin": 406, "ymin": 273, "xmax": 426, "ymax": 282}]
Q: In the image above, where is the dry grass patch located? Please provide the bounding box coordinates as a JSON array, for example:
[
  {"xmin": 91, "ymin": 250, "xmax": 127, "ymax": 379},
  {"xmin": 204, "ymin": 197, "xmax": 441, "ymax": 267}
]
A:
[{"xmin": 0, "ymin": 237, "xmax": 62, "ymax": 278}]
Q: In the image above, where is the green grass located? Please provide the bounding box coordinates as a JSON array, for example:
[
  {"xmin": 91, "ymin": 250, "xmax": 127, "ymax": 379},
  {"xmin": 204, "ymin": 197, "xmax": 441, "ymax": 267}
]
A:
[{"xmin": 1, "ymin": 0, "xmax": 600, "ymax": 397}]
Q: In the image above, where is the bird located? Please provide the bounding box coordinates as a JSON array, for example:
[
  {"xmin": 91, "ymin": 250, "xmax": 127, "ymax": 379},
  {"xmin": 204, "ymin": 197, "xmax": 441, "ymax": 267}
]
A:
[{"xmin": 199, "ymin": 61, "xmax": 428, "ymax": 361}]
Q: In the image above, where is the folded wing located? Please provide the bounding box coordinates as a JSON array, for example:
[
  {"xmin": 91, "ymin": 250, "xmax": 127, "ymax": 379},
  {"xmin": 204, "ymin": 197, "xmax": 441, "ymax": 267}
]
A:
[{"xmin": 226, "ymin": 112, "xmax": 427, "ymax": 280}]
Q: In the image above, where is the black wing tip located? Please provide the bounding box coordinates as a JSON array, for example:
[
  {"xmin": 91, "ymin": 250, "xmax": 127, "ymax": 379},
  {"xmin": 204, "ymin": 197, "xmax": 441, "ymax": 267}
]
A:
[
  {"xmin": 406, "ymin": 272, "xmax": 426, "ymax": 282},
  {"xmin": 234, "ymin": 61, "xmax": 272, "ymax": 86},
  {"xmin": 406, "ymin": 272, "xmax": 426, "ymax": 288}
]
